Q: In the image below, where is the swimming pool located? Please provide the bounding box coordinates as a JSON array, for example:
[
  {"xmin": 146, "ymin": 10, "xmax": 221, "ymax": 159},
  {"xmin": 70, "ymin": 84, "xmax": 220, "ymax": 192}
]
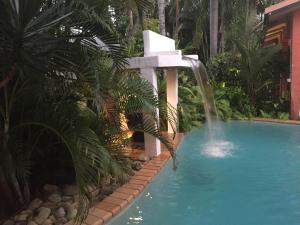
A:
[{"xmin": 108, "ymin": 121, "xmax": 300, "ymax": 225}]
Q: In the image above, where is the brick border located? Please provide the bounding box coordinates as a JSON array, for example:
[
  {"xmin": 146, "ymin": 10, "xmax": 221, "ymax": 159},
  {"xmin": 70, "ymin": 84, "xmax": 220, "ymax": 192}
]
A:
[
  {"xmin": 253, "ymin": 117, "xmax": 300, "ymax": 125},
  {"xmin": 73, "ymin": 133, "xmax": 184, "ymax": 225}
]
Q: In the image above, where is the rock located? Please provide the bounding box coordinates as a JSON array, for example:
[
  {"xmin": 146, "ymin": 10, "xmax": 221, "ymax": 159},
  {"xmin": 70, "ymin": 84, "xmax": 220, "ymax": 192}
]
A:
[
  {"xmin": 48, "ymin": 193, "xmax": 61, "ymax": 203},
  {"xmin": 28, "ymin": 198, "xmax": 43, "ymax": 210},
  {"xmin": 43, "ymin": 184, "xmax": 59, "ymax": 195},
  {"xmin": 65, "ymin": 203, "xmax": 77, "ymax": 220},
  {"xmin": 72, "ymin": 202, "xmax": 78, "ymax": 208},
  {"xmin": 54, "ymin": 207, "xmax": 66, "ymax": 219},
  {"xmin": 43, "ymin": 219, "xmax": 53, "ymax": 225},
  {"xmin": 62, "ymin": 196, "xmax": 73, "ymax": 202},
  {"xmin": 48, "ymin": 215, "xmax": 56, "ymax": 223},
  {"xmin": 33, "ymin": 207, "xmax": 51, "ymax": 224},
  {"xmin": 55, "ymin": 217, "xmax": 67, "ymax": 224},
  {"xmin": 27, "ymin": 221, "xmax": 38, "ymax": 225},
  {"xmin": 101, "ymin": 185, "xmax": 114, "ymax": 195},
  {"xmin": 73, "ymin": 194, "xmax": 79, "ymax": 203},
  {"xmin": 20, "ymin": 209, "xmax": 32, "ymax": 216},
  {"xmin": 14, "ymin": 222, "xmax": 26, "ymax": 225},
  {"xmin": 87, "ymin": 185, "xmax": 100, "ymax": 198},
  {"xmin": 138, "ymin": 154, "xmax": 150, "ymax": 162},
  {"xmin": 42, "ymin": 201, "xmax": 57, "ymax": 209},
  {"xmin": 132, "ymin": 161, "xmax": 142, "ymax": 171},
  {"xmin": 110, "ymin": 177, "xmax": 117, "ymax": 185},
  {"xmin": 62, "ymin": 185, "xmax": 78, "ymax": 196},
  {"xmin": 54, "ymin": 222, "xmax": 63, "ymax": 225},
  {"xmin": 54, "ymin": 223, "xmax": 63, "ymax": 225},
  {"xmin": 14, "ymin": 213, "xmax": 28, "ymax": 221},
  {"xmin": 100, "ymin": 175, "xmax": 112, "ymax": 186},
  {"xmin": 98, "ymin": 193, "xmax": 107, "ymax": 201},
  {"xmin": 3, "ymin": 220, "xmax": 14, "ymax": 225}
]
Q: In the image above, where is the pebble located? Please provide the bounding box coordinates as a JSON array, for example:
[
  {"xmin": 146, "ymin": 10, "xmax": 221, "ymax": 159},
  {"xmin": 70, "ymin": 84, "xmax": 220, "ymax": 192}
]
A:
[
  {"xmin": 28, "ymin": 198, "xmax": 43, "ymax": 210},
  {"xmin": 101, "ymin": 185, "xmax": 114, "ymax": 195},
  {"xmin": 14, "ymin": 213, "xmax": 28, "ymax": 221},
  {"xmin": 49, "ymin": 215, "xmax": 56, "ymax": 223},
  {"xmin": 14, "ymin": 222, "xmax": 26, "ymax": 225},
  {"xmin": 34, "ymin": 207, "xmax": 51, "ymax": 224},
  {"xmin": 62, "ymin": 185, "xmax": 78, "ymax": 196},
  {"xmin": 132, "ymin": 161, "xmax": 143, "ymax": 170},
  {"xmin": 43, "ymin": 219, "xmax": 54, "ymax": 225},
  {"xmin": 20, "ymin": 209, "xmax": 32, "ymax": 215},
  {"xmin": 54, "ymin": 207, "xmax": 66, "ymax": 219},
  {"xmin": 65, "ymin": 203, "xmax": 77, "ymax": 220},
  {"xmin": 55, "ymin": 217, "xmax": 67, "ymax": 224},
  {"xmin": 138, "ymin": 154, "xmax": 150, "ymax": 162},
  {"xmin": 48, "ymin": 193, "xmax": 62, "ymax": 203},
  {"xmin": 42, "ymin": 201, "xmax": 57, "ymax": 209},
  {"xmin": 62, "ymin": 196, "xmax": 73, "ymax": 202},
  {"xmin": 27, "ymin": 221, "xmax": 38, "ymax": 225},
  {"xmin": 43, "ymin": 184, "xmax": 59, "ymax": 195}
]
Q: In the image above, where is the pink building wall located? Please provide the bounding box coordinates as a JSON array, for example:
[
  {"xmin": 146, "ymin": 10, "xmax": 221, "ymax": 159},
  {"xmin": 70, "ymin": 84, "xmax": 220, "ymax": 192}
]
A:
[{"xmin": 291, "ymin": 9, "xmax": 300, "ymax": 119}]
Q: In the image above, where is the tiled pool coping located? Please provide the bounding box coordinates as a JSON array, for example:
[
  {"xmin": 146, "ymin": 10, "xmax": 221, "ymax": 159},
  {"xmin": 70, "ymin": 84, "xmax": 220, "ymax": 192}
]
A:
[
  {"xmin": 69, "ymin": 133, "xmax": 184, "ymax": 225},
  {"xmin": 253, "ymin": 117, "xmax": 300, "ymax": 125}
]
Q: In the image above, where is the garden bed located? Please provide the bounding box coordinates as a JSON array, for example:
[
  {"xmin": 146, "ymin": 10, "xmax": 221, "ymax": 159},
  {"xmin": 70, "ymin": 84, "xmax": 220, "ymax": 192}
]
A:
[{"xmin": 2, "ymin": 134, "xmax": 183, "ymax": 225}]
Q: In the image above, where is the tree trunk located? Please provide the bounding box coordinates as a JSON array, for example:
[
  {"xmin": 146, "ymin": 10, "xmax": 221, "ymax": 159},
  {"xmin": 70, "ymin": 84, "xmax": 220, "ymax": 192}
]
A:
[
  {"xmin": 219, "ymin": 0, "xmax": 225, "ymax": 53},
  {"xmin": 129, "ymin": 10, "xmax": 134, "ymax": 31},
  {"xmin": 209, "ymin": 0, "xmax": 218, "ymax": 57},
  {"xmin": 158, "ymin": 0, "xmax": 166, "ymax": 36},
  {"xmin": 174, "ymin": 0, "xmax": 180, "ymax": 40},
  {"xmin": 1, "ymin": 86, "xmax": 25, "ymax": 207}
]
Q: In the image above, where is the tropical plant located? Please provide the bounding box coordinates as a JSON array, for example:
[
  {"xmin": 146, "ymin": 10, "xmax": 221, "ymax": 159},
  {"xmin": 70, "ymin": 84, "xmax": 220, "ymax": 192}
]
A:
[
  {"xmin": 228, "ymin": 12, "xmax": 281, "ymax": 105},
  {"xmin": 178, "ymin": 72, "xmax": 205, "ymax": 131},
  {"xmin": 214, "ymin": 85, "xmax": 254, "ymax": 119},
  {"xmin": 207, "ymin": 52, "xmax": 241, "ymax": 85},
  {"xmin": 0, "ymin": 0, "xmax": 176, "ymax": 222},
  {"xmin": 0, "ymin": 0, "xmax": 126, "ymax": 220}
]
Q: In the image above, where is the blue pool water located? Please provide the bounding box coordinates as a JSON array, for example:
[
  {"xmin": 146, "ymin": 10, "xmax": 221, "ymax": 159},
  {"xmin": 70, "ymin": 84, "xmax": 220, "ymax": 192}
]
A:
[{"xmin": 108, "ymin": 121, "xmax": 300, "ymax": 225}]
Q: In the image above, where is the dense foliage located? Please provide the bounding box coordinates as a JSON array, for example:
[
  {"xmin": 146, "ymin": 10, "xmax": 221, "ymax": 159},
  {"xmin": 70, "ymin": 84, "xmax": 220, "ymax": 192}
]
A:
[
  {"xmin": 0, "ymin": 0, "xmax": 290, "ymax": 223},
  {"xmin": 0, "ymin": 0, "xmax": 176, "ymax": 222},
  {"xmin": 168, "ymin": 0, "xmax": 289, "ymax": 129}
]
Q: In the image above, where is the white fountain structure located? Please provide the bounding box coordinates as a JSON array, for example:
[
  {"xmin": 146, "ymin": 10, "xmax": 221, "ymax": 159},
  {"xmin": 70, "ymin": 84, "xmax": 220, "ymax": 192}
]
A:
[{"xmin": 127, "ymin": 30, "xmax": 198, "ymax": 157}]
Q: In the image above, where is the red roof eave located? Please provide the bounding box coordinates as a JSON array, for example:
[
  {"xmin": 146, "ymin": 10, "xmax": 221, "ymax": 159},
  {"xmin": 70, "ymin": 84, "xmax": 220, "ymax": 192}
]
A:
[{"xmin": 265, "ymin": 0, "xmax": 300, "ymax": 15}]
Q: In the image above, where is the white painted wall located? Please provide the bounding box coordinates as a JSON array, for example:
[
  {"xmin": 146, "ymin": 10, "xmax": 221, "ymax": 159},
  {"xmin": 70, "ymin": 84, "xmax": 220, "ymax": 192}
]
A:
[{"xmin": 143, "ymin": 30, "xmax": 175, "ymax": 56}]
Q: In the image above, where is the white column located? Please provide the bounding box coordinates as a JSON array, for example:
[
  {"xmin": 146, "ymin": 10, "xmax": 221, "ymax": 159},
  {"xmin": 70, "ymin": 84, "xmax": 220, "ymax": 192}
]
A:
[
  {"xmin": 166, "ymin": 68, "xmax": 178, "ymax": 133},
  {"xmin": 140, "ymin": 68, "xmax": 161, "ymax": 157}
]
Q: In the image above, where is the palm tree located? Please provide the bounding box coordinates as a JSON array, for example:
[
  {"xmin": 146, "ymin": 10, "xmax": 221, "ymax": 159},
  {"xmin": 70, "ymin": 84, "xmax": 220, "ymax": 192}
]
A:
[
  {"xmin": 158, "ymin": 0, "xmax": 166, "ymax": 35},
  {"xmin": 229, "ymin": 12, "xmax": 281, "ymax": 104},
  {"xmin": 0, "ymin": 0, "xmax": 176, "ymax": 222},
  {"xmin": 210, "ymin": 0, "xmax": 218, "ymax": 56}
]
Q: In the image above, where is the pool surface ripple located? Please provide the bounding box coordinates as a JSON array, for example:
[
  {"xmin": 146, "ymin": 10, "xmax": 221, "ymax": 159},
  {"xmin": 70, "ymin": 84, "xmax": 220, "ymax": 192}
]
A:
[{"xmin": 108, "ymin": 121, "xmax": 300, "ymax": 225}]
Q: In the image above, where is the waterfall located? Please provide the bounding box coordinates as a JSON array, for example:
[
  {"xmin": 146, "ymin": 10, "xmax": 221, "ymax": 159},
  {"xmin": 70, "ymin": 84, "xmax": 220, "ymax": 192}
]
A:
[
  {"xmin": 185, "ymin": 58, "xmax": 217, "ymax": 137},
  {"xmin": 185, "ymin": 58, "xmax": 234, "ymax": 158}
]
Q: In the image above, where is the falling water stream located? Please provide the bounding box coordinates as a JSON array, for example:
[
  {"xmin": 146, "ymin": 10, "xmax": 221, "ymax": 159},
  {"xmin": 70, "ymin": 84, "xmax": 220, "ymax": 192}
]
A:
[
  {"xmin": 187, "ymin": 59, "xmax": 218, "ymax": 133},
  {"xmin": 185, "ymin": 58, "xmax": 235, "ymax": 158}
]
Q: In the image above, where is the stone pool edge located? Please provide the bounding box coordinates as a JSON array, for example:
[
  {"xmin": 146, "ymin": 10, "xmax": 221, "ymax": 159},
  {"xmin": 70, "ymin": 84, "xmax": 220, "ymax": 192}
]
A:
[
  {"xmin": 66, "ymin": 133, "xmax": 183, "ymax": 225},
  {"xmin": 253, "ymin": 117, "xmax": 300, "ymax": 125}
]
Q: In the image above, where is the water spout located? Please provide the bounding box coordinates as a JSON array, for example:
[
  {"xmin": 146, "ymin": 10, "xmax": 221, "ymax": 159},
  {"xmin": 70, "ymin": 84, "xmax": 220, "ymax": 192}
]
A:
[
  {"xmin": 183, "ymin": 57, "xmax": 218, "ymax": 136},
  {"xmin": 183, "ymin": 57, "xmax": 234, "ymax": 158}
]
